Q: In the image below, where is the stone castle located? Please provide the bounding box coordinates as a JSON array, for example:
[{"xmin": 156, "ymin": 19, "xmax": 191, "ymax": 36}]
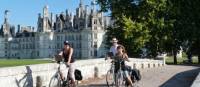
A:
[{"xmin": 0, "ymin": 0, "xmax": 111, "ymax": 58}]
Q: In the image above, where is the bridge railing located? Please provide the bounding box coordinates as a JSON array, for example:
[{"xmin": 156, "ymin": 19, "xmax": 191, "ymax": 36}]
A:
[{"xmin": 0, "ymin": 58, "xmax": 165, "ymax": 87}]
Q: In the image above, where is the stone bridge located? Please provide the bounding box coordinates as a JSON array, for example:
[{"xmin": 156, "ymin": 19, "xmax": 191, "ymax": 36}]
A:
[{"xmin": 0, "ymin": 58, "xmax": 166, "ymax": 87}]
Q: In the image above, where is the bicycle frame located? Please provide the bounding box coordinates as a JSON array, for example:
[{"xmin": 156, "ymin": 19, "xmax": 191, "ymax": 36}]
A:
[
  {"xmin": 49, "ymin": 61, "xmax": 71, "ymax": 87},
  {"xmin": 106, "ymin": 59, "xmax": 126, "ymax": 87}
]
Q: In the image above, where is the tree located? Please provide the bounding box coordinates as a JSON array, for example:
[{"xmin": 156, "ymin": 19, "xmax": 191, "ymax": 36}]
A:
[
  {"xmin": 98, "ymin": 0, "xmax": 172, "ymax": 58},
  {"xmin": 98, "ymin": 0, "xmax": 200, "ymax": 64},
  {"xmin": 98, "ymin": 0, "xmax": 150, "ymax": 57},
  {"xmin": 169, "ymin": 0, "xmax": 200, "ymax": 64}
]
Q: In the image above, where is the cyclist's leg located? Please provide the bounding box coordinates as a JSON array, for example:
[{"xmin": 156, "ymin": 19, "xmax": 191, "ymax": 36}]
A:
[
  {"xmin": 58, "ymin": 65, "xmax": 65, "ymax": 81},
  {"xmin": 123, "ymin": 70, "xmax": 133, "ymax": 86},
  {"xmin": 68, "ymin": 63, "xmax": 76, "ymax": 86}
]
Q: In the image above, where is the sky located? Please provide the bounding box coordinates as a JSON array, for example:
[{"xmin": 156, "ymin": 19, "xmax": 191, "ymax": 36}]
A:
[{"xmin": 0, "ymin": 0, "xmax": 96, "ymax": 28}]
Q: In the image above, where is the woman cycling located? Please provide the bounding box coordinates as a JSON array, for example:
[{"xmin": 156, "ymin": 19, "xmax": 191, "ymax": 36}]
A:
[
  {"xmin": 114, "ymin": 45, "xmax": 133, "ymax": 86},
  {"xmin": 58, "ymin": 40, "xmax": 76, "ymax": 87}
]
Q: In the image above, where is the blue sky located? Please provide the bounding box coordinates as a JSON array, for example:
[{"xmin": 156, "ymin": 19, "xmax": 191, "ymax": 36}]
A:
[{"xmin": 0, "ymin": 0, "xmax": 95, "ymax": 28}]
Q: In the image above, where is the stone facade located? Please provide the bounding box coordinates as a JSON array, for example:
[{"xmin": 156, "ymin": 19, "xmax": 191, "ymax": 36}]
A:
[{"xmin": 0, "ymin": 0, "xmax": 111, "ymax": 59}]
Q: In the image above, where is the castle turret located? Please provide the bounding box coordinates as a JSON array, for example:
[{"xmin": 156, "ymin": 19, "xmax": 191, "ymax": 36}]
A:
[
  {"xmin": 85, "ymin": 5, "xmax": 88, "ymax": 29},
  {"xmin": 43, "ymin": 5, "xmax": 49, "ymax": 32},
  {"xmin": 43, "ymin": 5, "xmax": 49, "ymax": 18},
  {"xmin": 4, "ymin": 10, "xmax": 9, "ymax": 24},
  {"xmin": 37, "ymin": 5, "xmax": 52, "ymax": 32},
  {"xmin": 91, "ymin": 0, "xmax": 96, "ymax": 15},
  {"xmin": 1, "ymin": 10, "xmax": 12, "ymax": 37}
]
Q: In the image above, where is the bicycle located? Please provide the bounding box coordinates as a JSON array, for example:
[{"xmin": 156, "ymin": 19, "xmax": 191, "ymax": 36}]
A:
[
  {"xmin": 49, "ymin": 55, "xmax": 74, "ymax": 87},
  {"xmin": 106, "ymin": 59, "xmax": 127, "ymax": 87}
]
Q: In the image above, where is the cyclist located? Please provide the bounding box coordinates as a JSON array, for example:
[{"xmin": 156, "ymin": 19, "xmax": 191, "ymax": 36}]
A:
[
  {"xmin": 109, "ymin": 37, "xmax": 119, "ymax": 56},
  {"xmin": 106, "ymin": 37, "xmax": 120, "ymax": 60},
  {"xmin": 58, "ymin": 40, "xmax": 75, "ymax": 87},
  {"xmin": 114, "ymin": 45, "xmax": 133, "ymax": 86}
]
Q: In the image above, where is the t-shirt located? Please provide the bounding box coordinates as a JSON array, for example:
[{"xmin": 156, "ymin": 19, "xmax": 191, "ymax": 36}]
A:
[
  {"xmin": 109, "ymin": 44, "xmax": 119, "ymax": 56},
  {"xmin": 62, "ymin": 48, "xmax": 75, "ymax": 63}
]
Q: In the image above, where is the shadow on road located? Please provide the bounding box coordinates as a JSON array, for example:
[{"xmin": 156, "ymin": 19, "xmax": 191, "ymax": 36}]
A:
[
  {"xmin": 159, "ymin": 68, "xmax": 200, "ymax": 87},
  {"xmin": 79, "ymin": 84, "xmax": 108, "ymax": 87},
  {"xmin": 15, "ymin": 66, "xmax": 33, "ymax": 87}
]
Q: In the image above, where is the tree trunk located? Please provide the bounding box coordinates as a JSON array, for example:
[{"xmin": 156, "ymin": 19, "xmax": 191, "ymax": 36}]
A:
[
  {"xmin": 187, "ymin": 51, "xmax": 192, "ymax": 64},
  {"xmin": 198, "ymin": 53, "xmax": 200, "ymax": 64},
  {"xmin": 173, "ymin": 50, "xmax": 177, "ymax": 64}
]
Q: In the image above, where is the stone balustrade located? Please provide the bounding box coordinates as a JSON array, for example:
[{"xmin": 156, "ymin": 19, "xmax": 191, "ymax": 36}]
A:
[{"xmin": 0, "ymin": 58, "xmax": 165, "ymax": 87}]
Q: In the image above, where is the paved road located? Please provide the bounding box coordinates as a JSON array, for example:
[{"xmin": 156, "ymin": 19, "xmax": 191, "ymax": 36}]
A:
[{"xmin": 79, "ymin": 65, "xmax": 200, "ymax": 87}]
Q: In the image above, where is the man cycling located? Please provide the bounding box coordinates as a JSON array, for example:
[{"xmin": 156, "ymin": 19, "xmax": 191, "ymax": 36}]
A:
[
  {"xmin": 106, "ymin": 37, "xmax": 119, "ymax": 59},
  {"xmin": 58, "ymin": 40, "xmax": 75, "ymax": 87},
  {"xmin": 109, "ymin": 37, "xmax": 119, "ymax": 56}
]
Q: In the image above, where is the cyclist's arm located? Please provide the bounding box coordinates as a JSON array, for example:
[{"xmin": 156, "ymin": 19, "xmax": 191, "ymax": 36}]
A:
[{"xmin": 123, "ymin": 53, "xmax": 130, "ymax": 62}]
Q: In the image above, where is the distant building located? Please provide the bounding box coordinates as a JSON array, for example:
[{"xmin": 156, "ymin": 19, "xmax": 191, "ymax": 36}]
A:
[{"xmin": 0, "ymin": 0, "xmax": 111, "ymax": 59}]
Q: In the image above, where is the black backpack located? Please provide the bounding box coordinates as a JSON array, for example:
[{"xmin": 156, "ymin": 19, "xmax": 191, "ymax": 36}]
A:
[
  {"xmin": 74, "ymin": 69, "xmax": 83, "ymax": 80},
  {"xmin": 131, "ymin": 69, "xmax": 141, "ymax": 81}
]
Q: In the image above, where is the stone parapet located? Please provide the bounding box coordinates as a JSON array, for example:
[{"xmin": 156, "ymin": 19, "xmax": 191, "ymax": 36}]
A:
[{"xmin": 0, "ymin": 58, "xmax": 165, "ymax": 87}]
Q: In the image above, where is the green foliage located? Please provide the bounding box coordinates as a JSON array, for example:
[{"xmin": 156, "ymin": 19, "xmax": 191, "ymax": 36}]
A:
[
  {"xmin": 98, "ymin": 0, "xmax": 200, "ymax": 63},
  {"xmin": 98, "ymin": 0, "xmax": 169, "ymax": 57}
]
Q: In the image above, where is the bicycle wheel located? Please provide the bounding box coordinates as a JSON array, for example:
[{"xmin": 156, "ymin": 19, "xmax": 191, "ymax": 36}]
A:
[
  {"xmin": 49, "ymin": 74, "xmax": 62, "ymax": 87},
  {"xmin": 106, "ymin": 70, "xmax": 115, "ymax": 87},
  {"xmin": 116, "ymin": 70, "xmax": 126, "ymax": 87}
]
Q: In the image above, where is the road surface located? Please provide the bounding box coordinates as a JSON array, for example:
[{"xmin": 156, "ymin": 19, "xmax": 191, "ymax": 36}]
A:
[{"xmin": 79, "ymin": 65, "xmax": 200, "ymax": 87}]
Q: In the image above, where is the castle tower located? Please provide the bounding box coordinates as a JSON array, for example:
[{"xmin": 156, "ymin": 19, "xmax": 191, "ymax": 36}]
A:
[
  {"xmin": 2, "ymin": 10, "xmax": 12, "ymax": 36},
  {"xmin": 91, "ymin": 0, "xmax": 96, "ymax": 14},
  {"xmin": 4, "ymin": 10, "xmax": 9, "ymax": 24},
  {"xmin": 43, "ymin": 5, "xmax": 49, "ymax": 18},
  {"xmin": 85, "ymin": 5, "xmax": 88, "ymax": 29},
  {"xmin": 43, "ymin": 5, "xmax": 49, "ymax": 32},
  {"xmin": 37, "ymin": 5, "xmax": 52, "ymax": 32}
]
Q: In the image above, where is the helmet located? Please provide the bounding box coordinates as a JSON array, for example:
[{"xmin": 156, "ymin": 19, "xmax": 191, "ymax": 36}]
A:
[{"xmin": 64, "ymin": 40, "xmax": 70, "ymax": 45}]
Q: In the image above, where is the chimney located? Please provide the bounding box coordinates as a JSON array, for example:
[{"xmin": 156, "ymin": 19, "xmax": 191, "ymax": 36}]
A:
[{"xmin": 85, "ymin": 5, "xmax": 88, "ymax": 29}]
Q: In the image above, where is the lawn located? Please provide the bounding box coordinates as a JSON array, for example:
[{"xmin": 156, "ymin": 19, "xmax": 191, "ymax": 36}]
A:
[
  {"xmin": 0, "ymin": 59, "xmax": 52, "ymax": 67},
  {"xmin": 165, "ymin": 56, "xmax": 199, "ymax": 64}
]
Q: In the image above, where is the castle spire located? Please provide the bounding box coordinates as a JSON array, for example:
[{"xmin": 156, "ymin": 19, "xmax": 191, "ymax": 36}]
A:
[
  {"xmin": 4, "ymin": 10, "xmax": 9, "ymax": 24},
  {"xmin": 91, "ymin": 0, "xmax": 96, "ymax": 14},
  {"xmin": 43, "ymin": 5, "xmax": 49, "ymax": 18},
  {"xmin": 79, "ymin": 0, "xmax": 83, "ymax": 7}
]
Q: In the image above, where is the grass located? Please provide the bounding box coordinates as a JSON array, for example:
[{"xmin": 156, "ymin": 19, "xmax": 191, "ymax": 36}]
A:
[
  {"xmin": 0, "ymin": 59, "xmax": 52, "ymax": 67},
  {"xmin": 165, "ymin": 56, "xmax": 199, "ymax": 64}
]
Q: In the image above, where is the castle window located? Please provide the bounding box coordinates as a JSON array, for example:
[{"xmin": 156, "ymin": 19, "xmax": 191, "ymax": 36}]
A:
[
  {"xmin": 94, "ymin": 33, "xmax": 97, "ymax": 39},
  {"xmin": 72, "ymin": 35, "xmax": 74, "ymax": 40},
  {"xmin": 65, "ymin": 36, "xmax": 68, "ymax": 40},
  {"xmin": 94, "ymin": 26, "xmax": 97, "ymax": 30},
  {"xmin": 94, "ymin": 42, "xmax": 97, "ymax": 48},
  {"xmin": 37, "ymin": 51, "xmax": 40, "ymax": 57},
  {"xmin": 94, "ymin": 19, "xmax": 97, "ymax": 24},
  {"xmin": 57, "ymin": 43, "xmax": 59, "ymax": 49},
  {"xmin": 61, "ymin": 36, "xmax": 63, "ymax": 41},
  {"xmin": 94, "ymin": 49, "xmax": 97, "ymax": 57},
  {"xmin": 57, "ymin": 36, "xmax": 60, "ymax": 41},
  {"xmin": 90, "ymin": 51, "xmax": 93, "ymax": 56}
]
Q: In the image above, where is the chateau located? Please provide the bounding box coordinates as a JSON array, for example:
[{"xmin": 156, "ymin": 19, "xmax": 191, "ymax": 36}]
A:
[{"xmin": 0, "ymin": 0, "xmax": 111, "ymax": 58}]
